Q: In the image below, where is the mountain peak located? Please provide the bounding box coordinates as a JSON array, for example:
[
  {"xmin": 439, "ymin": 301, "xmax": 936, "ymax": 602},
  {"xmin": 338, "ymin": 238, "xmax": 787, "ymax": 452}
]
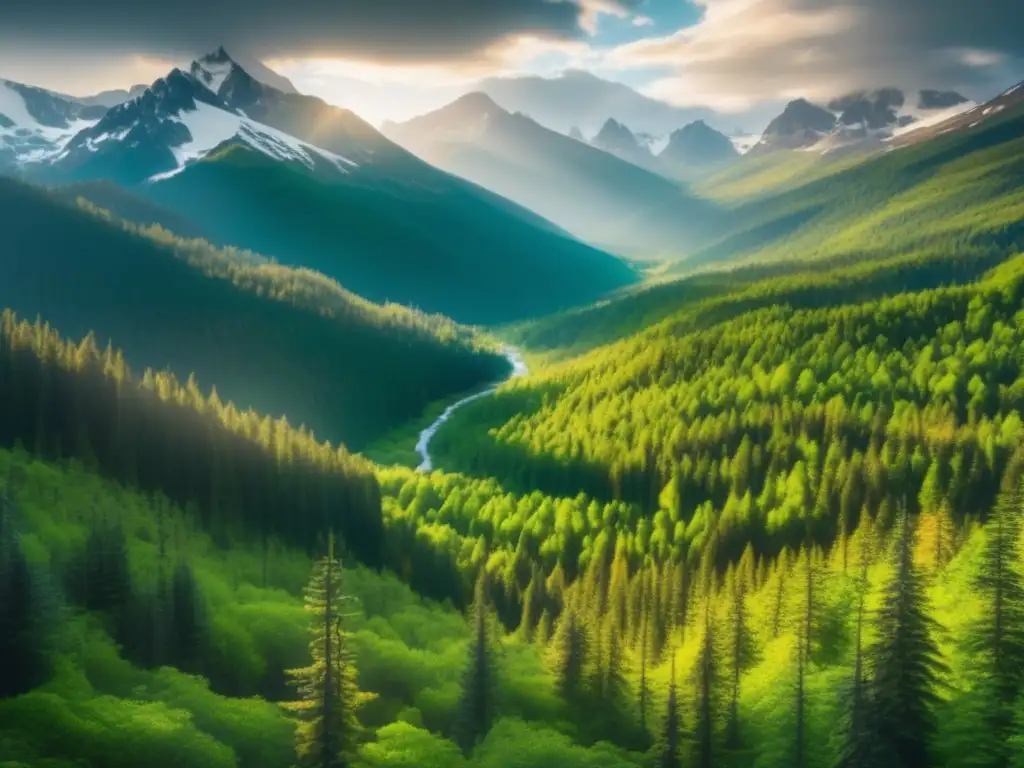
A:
[
  {"xmin": 450, "ymin": 91, "xmax": 503, "ymax": 114},
  {"xmin": 203, "ymin": 45, "xmax": 234, "ymax": 63},
  {"xmin": 661, "ymin": 120, "xmax": 738, "ymax": 166},
  {"xmin": 190, "ymin": 48, "xmax": 242, "ymax": 97}
]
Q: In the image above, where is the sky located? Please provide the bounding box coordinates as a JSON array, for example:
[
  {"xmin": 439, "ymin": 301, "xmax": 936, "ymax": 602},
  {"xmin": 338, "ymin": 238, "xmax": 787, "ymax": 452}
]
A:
[{"xmin": 0, "ymin": 0, "xmax": 1021, "ymax": 127}]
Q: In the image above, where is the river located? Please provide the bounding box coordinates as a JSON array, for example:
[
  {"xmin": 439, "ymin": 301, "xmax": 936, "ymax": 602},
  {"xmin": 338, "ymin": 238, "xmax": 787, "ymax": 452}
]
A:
[{"xmin": 415, "ymin": 347, "xmax": 527, "ymax": 472}]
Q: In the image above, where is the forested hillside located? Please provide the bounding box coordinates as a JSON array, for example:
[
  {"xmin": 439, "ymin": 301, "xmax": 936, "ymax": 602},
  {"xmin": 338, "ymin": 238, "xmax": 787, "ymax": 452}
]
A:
[
  {"xmin": 0, "ymin": 176, "xmax": 508, "ymax": 448},
  {"xmin": 6, "ymin": 303, "xmax": 1024, "ymax": 768},
  {"xmin": 677, "ymin": 98, "xmax": 1024, "ymax": 274}
]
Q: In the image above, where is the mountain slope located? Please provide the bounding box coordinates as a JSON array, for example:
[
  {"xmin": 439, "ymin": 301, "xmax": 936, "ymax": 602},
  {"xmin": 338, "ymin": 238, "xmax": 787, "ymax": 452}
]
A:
[
  {"xmin": 14, "ymin": 50, "xmax": 636, "ymax": 324},
  {"xmin": 0, "ymin": 175, "xmax": 509, "ymax": 448},
  {"xmin": 659, "ymin": 120, "xmax": 739, "ymax": 172},
  {"xmin": 676, "ymin": 84, "xmax": 1024, "ymax": 274},
  {"xmin": 385, "ymin": 93, "xmax": 724, "ymax": 258},
  {"xmin": 0, "ymin": 79, "xmax": 105, "ymax": 167}
]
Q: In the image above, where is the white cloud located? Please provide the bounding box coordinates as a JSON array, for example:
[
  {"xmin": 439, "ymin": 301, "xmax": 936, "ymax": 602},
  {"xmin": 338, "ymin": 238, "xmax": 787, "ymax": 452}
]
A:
[{"xmin": 605, "ymin": 0, "xmax": 1023, "ymax": 108}]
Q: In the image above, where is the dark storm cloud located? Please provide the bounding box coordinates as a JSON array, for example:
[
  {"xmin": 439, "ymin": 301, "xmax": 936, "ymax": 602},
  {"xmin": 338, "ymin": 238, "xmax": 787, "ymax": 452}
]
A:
[
  {"xmin": 0, "ymin": 0, "xmax": 639, "ymax": 62},
  {"xmin": 614, "ymin": 0, "xmax": 1023, "ymax": 108}
]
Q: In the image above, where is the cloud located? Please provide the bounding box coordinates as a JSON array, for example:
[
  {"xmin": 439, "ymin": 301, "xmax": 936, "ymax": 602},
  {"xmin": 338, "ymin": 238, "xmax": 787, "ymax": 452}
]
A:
[
  {"xmin": 0, "ymin": 0, "xmax": 643, "ymax": 65},
  {"xmin": 609, "ymin": 0, "xmax": 1024, "ymax": 109}
]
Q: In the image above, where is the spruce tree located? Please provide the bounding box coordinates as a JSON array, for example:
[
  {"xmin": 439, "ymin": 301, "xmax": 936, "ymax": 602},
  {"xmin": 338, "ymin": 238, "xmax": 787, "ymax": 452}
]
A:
[
  {"xmin": 168, "ymin": 561, "xmax": 207, "ymax": 674},
  {"xmin": 454, "ymin": 573, "xmax": 497, "ymax": 756},
  {"xmin": 725, "ymin": 571, "xmax": 755, "ymax": 751},
  {"xmin": 550, "ymin": 601, "xmax": 587, "ymax": 704},
  {"xmin": 0, "ymin": 494, "xmax": 48, "ymax": 697},
  {"xmin": 972, "ymin": 477, "xmax": 1024, "ymax": 767},
  {"xmin": 870, "ymin": 511, "xmax": 947, "ymax": 768},
  {"xmin": 693, "ymin": 608, "xmax": 717, "ymax": 768},
  {"xmin": 284, "ymin": 533, "xmax": 363, "ymax": 768},
  {"xmin": 833, "ymin": 558, "xmax": 879, "ymax": 768},
  {"xmin": 658, "ymin": 651, "xmax": 682, "ymax": 768}
]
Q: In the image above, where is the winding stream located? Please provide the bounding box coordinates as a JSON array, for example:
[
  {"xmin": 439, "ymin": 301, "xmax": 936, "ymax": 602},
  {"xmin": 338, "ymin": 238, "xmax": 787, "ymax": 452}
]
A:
[{"xmin": 415, "ymin": 347, "xmax": 527, "ymax": 472}]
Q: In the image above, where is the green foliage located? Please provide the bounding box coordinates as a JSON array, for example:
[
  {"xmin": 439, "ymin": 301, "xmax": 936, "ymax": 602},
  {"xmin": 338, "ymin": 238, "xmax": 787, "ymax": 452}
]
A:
[
  {"xmin": 0, "ymin": 310, "xmax": 385, "ymax": 565},
  {"xmin": 284, "ymin": 535, "xmax": 366, "ymax": 767},
  {"xmin": 1, "ymin": 176, "xmax": 508, "ymax": 448},
  {"xmin": 870, "ymin": 514, "xmax": 949, "ymax": 767}
]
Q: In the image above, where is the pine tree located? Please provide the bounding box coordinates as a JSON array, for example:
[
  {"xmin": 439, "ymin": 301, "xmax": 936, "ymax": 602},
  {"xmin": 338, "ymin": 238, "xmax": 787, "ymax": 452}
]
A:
[
  {"xmin": 833, "ymin": 558, "xmax": 879, "ymax": 768},
  {"xmin": 284, "ymin": 533, "xmax": 364, "ymax": 768},
  {"xmin": 0, "ymin": 494, "xmax": 48, "ymax": 697},
  {"xmin": 658, "ymin": 651, "xmax": 682, "ymax": 768},
  {"xmin": 168, "ymin": 561, "xmax": 206, "ymax": 674},
  {"xmin": 870, "ymin": 511, "xmax": 947, "ymax": 768},
  {"xmin": 454, "ymin": 573, "xmax": 497, "ymax": 756},
  {"xmin": 972, "ymin": 477, "xmax": 1024, "ymax": 768},
  {"xmin": 693, "ymin": 608, "xmax": 717, "ymax": 768},
  {"xmin": 794, "ymin": 544, "xmax": 818, "ymax": 768},
  {"xmin": 724, "ymin": 571, "xmax": 755, "ymax": 751},
  {"xmin": 639, "ymin": 569, "xmax": 651, "ymax": 734},
  {"xmin": 550, "ymin": 602, "xmax": 587, "ymax": 704}
]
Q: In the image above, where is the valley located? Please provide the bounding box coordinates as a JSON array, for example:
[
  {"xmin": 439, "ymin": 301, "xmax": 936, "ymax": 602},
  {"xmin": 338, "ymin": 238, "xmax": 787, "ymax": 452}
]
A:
[{"xmin": 2, "ymin": 36, "xmax": 1024, "ymax": 768}]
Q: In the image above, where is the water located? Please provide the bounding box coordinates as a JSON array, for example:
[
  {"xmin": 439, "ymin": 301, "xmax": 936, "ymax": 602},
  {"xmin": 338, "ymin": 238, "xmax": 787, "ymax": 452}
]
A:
[{"xmin": 415, "ymin": 347, "xmax": 527, "ymax": 472}]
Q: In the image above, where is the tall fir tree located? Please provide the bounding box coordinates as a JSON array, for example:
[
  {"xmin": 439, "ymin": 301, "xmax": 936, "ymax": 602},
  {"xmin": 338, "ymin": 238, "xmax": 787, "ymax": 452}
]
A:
[
  {"xmin": 551, "ymin": 598, "xmax": 587, "ymax": 705},
  {"xmin": 0, "ymin": 491, "xmax": 48, "ymax": 697},
  {"xmin": 870, "ymin": 510, "xmax": 948, "ymax": 768},
  {"xmin": 454, "ymin": 573, "xmax": 498, "ymax": 756},
  {"xmin": 971, "ymin": 474, "xmax": 1024, "ymax": 768},
  {"xmin": 284, "ymin": 533, "xmax": 364, "ymax": 768},
  {"xmin": 724, "ymin": 570, "xmax": 755, "ymax": 752},
  {"xmin": 693, "ymin": 607, "xmax": 717, "ymax": 768},
  {"xmin": 833, "ymin": 557, "xmax": 879, "ymax": 768},
  {"xmin": 658, "ymin": 651, "xmax": 682, "ymax": 768}
]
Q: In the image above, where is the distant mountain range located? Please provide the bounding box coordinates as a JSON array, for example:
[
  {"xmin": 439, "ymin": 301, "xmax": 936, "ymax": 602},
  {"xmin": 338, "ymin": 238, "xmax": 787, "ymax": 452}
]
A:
[
  {"xmin": 384, "ymin": 93, "xmax": 725, "ymax": 258},
  {"xmin": 477, "ymin": 70, "xmax": 720, "ymax": 137},
  {"xmin": 0, "ymin": 48, "xmax": 636, "ymax": 325},
  {"xmin": 750, "ymin": 87, "xmax": 975, "ymax": 155}
]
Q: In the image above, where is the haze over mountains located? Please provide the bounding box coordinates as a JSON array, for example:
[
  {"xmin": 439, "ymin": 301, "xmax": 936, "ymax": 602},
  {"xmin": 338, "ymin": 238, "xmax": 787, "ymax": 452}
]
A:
[{"xmin": 384, "ymin": 93, "xmax": 724, "ymax": 258}]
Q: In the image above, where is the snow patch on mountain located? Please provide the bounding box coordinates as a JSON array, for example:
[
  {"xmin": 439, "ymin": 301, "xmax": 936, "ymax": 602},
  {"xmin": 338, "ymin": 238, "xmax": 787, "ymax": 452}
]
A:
[
  {"xmin": 0, "ymin": 80, "xmax": 99, "ymax": 163},
  {"xmin": 889, "ymin": 102, "xmax": 978, "ymax": 139},
  {"xmin": 146, "ymin": 100, "xmax": 358, "ymax": 181},
  {"xmin": 194, "ymin": 60, "xmax": 233, "ymax": 96}
]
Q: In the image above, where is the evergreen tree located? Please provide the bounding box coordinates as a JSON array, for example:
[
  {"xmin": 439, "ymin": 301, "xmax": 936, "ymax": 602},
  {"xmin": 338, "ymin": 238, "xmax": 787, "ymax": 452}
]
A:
[
  {"xmin": 168, "ymin": 561, "xmax": 207, "ymax": 674},
  {"xmin": 971, "ymin": 476, "xmax": 1024, "ymax": 767},
  {"xmin": 724, "ymin": 571, "xmax": 755, "ymax": 751},
  {"xmin": 284, "ymin": 534, "xmax": 364, "ymax": 768},
  {"xmin": 693, "ymin": 608, "xmax": 717, "ymax": 768},
  {"xmin": 833, "ymin": 558, "xmax": 879, "ymax": 768},
  {"xmin": 550, "ymin": 602, "xmax": 587, "ymax": 704},
  {"xmin": 0, "ymin": 492, "xmax": 48, "ymax": 697},
  {"xmin": 454, "ymin": 573, "xmax": 497, "ymax": 756},
  {"xmin": 658, "ymin": 652, "xmax": 682, "ymax": 768},
  {"xmin": 870, "ymin": 511, "xmax": 948, "ymax": 768}
]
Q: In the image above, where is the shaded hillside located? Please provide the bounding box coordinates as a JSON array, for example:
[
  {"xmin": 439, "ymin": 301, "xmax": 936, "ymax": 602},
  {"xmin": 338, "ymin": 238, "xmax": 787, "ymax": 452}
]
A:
[
  {"xmin": 0, "ymin": 176, "xmax": 509, "ymax": 448},
  {"xmin": 145, "ymin": 144, "xmax": 638, "ymax": 322}
]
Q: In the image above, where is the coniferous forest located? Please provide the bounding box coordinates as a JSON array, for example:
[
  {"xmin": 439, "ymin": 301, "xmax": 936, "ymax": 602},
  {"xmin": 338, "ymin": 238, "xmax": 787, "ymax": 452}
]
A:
[{"xmin": 2, "ymin": 37, "xmax": 1024, "ymax": 768}]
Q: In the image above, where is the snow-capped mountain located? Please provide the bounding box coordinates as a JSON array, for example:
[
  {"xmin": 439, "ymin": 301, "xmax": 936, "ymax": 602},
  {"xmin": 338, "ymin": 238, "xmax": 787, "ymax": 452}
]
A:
[
  {"xmin": 186, "ymin": 47, "xmax": 393, "ymax": 168},
  {"xmin": 0, "ymin": 79, "xmax": 107, "ymax": 167},
  {"xmin": 751, "ymin": 88, "xmax": 975, "ymax": 155},
  {"xmin": 48, "ymin": 62, "xmax": 355, "ymax": 185},
  {"xmin": 889, "ymin": 80, "xmax": 1023, "ymax": 148},
  {"xmin": 749, "ymin": 99, "xmax": 838, "ymax": 154}
]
